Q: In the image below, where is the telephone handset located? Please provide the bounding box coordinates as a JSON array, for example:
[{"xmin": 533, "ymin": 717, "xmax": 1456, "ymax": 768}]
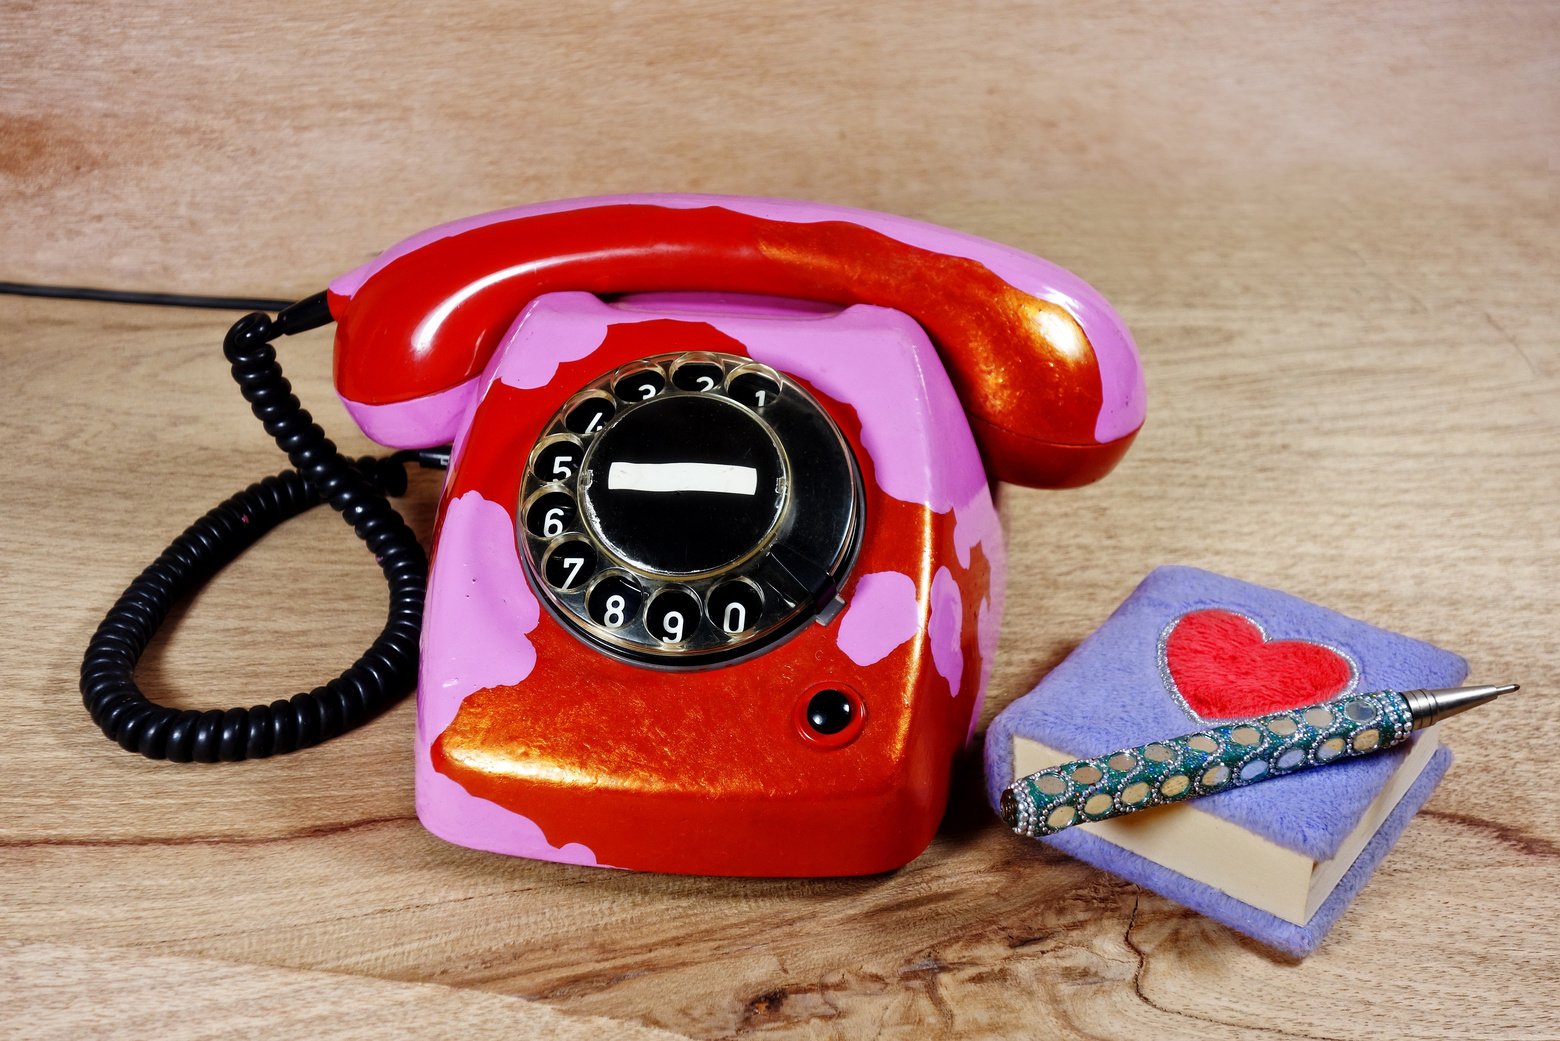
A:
[{"xmin": 83, "ymin": 195, "xmax": 1144, "ymax": 877}]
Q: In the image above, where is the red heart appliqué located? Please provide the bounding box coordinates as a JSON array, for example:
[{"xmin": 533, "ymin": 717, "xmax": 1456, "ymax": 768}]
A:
[{"xmin": 1160, "ymin": 609, "xmax": 1356, "ymax": 721}]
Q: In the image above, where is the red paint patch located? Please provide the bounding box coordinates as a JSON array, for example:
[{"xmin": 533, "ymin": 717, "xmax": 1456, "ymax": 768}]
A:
[{"xmin": 1163, "ymin": 609, "xmax": 1354, "ymax": 720}]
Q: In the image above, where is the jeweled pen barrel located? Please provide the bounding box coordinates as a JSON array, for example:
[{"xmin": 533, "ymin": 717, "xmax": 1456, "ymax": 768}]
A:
[{"xmin": 1001, "ymin": 690, "xmax": 1416, "ymax": 838}]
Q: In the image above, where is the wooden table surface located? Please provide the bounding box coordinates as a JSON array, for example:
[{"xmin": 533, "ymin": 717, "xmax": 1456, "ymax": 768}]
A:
[{"xmin": 3, "ymin": 4, "xmax": 1557, "ymax": 1039}]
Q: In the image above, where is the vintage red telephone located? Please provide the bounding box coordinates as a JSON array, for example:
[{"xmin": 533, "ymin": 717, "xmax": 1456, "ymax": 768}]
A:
[{"xmin": 82, "ymin": 195, "xmax": 1145, "ymax": 876}]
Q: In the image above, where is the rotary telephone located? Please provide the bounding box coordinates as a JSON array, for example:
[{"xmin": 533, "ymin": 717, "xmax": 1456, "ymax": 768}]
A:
[{"xmin": 82, "ymin": 194, "xmax": 1145, "ymax": 876}]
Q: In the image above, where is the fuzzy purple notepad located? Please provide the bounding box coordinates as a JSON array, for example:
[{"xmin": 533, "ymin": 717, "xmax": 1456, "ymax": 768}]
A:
[{"xmin": 984, "ymin": 566, "xmax": 1466, "ymax": 955}]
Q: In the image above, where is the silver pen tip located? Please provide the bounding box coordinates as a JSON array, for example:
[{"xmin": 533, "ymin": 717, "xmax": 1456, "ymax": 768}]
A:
[{"xmin": 1403, "ymin": 683, "xmax": 1519, "ymax": 729}]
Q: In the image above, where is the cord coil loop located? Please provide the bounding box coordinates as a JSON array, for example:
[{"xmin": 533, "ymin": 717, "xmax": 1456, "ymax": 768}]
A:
[{"xmin": 79, "ymin": 308, "xmax": 429, "ymax": 761}]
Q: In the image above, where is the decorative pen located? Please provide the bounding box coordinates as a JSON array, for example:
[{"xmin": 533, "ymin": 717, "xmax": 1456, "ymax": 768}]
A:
[{"xmin": 999, "ymin": 685, "xmax": 1518, "ymax": 838}]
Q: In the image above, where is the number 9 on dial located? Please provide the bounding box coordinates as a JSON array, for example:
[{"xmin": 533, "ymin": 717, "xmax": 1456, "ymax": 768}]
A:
[{"xmin": 646, "ymin": 588, "xmax": 701, "ymax": 645}]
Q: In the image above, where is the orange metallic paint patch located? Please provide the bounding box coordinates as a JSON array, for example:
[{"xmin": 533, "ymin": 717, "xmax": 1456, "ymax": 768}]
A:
[
  {"xmin": 749, "ymin": 221, "xmax": 1101, "ymax": 444},
  {"xmin": 428, "ymin": 318, "xmax": 994, "ymax": 875}
]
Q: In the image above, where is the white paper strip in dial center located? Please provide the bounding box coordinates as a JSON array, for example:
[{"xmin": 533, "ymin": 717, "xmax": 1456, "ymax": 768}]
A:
[{"xmin": 607, "ymin": 461, "xmax": 758, "ymax": 496}]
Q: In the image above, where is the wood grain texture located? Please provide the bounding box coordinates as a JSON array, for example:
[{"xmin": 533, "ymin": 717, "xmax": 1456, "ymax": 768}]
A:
[
  {"xmin": 2, "ymin": 1, "xmax": 1556, "ymax": 292},
  {"xmin": 2, "ymin": 940, "xmax": 690, "ymax": 1041},
  {"xmin": 3, "ymin": 2, "xmax": 1558, "ymax": 1038}
]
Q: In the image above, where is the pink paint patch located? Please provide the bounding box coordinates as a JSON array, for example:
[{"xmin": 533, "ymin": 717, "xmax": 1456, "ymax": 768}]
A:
[
  {"xmin": 492, "ymin": 292, "xmax": 620, "ymax": 392},
  {"xmin": 969, "ymin": 596, "xmax": 1001, "ymax": 743},
  {"xmin": 744, "ymin": 305, "xmax": 987, "ymax": 514},
  {"xmin": 952, "ymin": 484, "xmax": 1002, "ymax": 570},
  {"xmin": 417, "ymin": 770, "xmax": 600, "ymax": 866},
  {"xmin": 416, "ymin": 491, "xmax": 602, "ymax": 865},
  {"xmin": 417, "ymin": 491, "xmax": 541, "ymax": 748},
  {"xmin": 928, "ymin": 567, "xmax": 964, "ymax": 698},
  {"xmin": 340, "ymin": 375, "xmax": 480, "ymax": 450},
  {"xmin": 836, "ymin": 571, "xmax": 921, "ymax": 666},
  {"xmin": 976, "ymin": 596, "xmax": 1001, "ymax": 693}
]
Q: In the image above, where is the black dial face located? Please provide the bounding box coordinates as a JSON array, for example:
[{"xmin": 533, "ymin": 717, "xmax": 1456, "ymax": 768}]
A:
[
  {"xmin": 581, "ymin": 394, "xmax": 786, "ymax": 577},
  {"xmin": 517, "ymin": 352, "xmax": 861, "ymax": 667}
]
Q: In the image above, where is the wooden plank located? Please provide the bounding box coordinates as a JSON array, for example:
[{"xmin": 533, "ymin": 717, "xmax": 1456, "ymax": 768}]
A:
[
  {"xmin": 1, "ymin": 2, "xmax": 1556, "ymax": 293},
  {"xmin": 2, "ymin": 170, "xmax": 1556, "ymax": 1038},
  {"xmin": 0, "ymin": 940, "xmax": 690, "ymax": 1041}
]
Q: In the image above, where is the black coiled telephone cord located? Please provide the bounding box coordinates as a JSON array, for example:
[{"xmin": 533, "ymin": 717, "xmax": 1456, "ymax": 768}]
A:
[{"xmin": 79, "ymin": 294, "xmax": 435, "ymax": 762}]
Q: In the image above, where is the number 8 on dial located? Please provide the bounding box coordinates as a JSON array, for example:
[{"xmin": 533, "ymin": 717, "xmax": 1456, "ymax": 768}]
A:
[{"xmin": 587, "ymin": 575, "xmax": 644, "ymax": 630}]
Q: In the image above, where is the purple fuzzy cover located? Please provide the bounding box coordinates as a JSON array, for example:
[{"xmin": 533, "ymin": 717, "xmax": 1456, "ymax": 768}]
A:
[
  {"xmin": 984, "ymin": 565, "xmax": 1467, "ymax": 954},
  {"xmin": 1045, "ymin": 745, "xmax": 1452, "ymax": 956}
]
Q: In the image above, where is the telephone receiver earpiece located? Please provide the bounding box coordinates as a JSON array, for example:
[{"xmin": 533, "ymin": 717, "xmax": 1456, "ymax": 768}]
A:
[{"xmin": 329, "ymin": 194, "xmax": 1145, "ymax": 487}]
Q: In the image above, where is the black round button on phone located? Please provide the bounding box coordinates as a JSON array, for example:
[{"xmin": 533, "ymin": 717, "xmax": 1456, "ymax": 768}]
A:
[
  {"xmin": 671, "ymin": 361, "xmax": 725, "ymax": 393},
  {"xmin": 542, "ymin": 538, "xmax": 598, "ymax": 591},
  {"xmin": 587, "ymin": 574, "xmax": 644, "ymax": 630},
  {"xmin": 805, "ymin": 689, "xmax": 856, "ymax": 735},
  {"xmin": 533, "ymin": 439, "xmax": 583, "ymax": 484},
  {"xmin": 707, "ymin": 579, "xmax": 763, "ymax": 636},
  {"xmin": 728, "ymin": 370, "xmax": 781, "ymax": 409},
  {"xmin": 581, "ymin": 394, "xmax": 785, "ymax": 576},
  {"xmin": 525, "ymin": 491, "xmax": 577, "ymax": 539},
  {"xmin": 645, "ymin": 588, "xmax": 701, "ymax": 644},
  {"xmin": 565, "ymin": 396, "xmax": 616, "ymax": 436},
  {"xmin": 614, "ymin": 369, "xmax": 666, "ymax": 403}
]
